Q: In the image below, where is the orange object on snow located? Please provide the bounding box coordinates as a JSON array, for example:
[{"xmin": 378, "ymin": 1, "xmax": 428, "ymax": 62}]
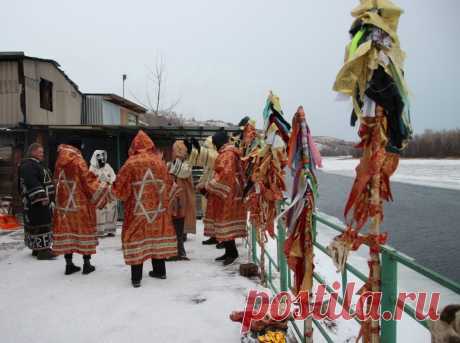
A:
[{"xmin": 0, "ymin": 214, "xmax": 21, "ymax": 230}]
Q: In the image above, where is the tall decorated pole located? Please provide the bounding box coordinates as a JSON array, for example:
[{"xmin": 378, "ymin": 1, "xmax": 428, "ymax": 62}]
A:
[
  {"xmin": 281, "ymin": 106, "xmax": 322, "ymax": 342},
  {"xmin": 248, "ymin": 91, "xmax": 290, "ymax": 286},
  {"xmin": 328, "ymin": 1, "xmax": 412, "ymax": 342}
]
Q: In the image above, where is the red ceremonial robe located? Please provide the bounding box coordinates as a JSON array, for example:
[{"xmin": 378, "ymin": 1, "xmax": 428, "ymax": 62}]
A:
[
  {"xmin": 112, "ymin": 131, "xmax": 177, "ymax": 265},
  {"xmin": 53, "ymin": 144, "xmax": 108, "ymax": 255},
  {"xmin": 204, "ymin": 144, "xmax": 246, "ymax": 242}
]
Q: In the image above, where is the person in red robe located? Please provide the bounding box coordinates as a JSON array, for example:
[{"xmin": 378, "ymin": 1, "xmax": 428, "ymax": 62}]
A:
[
  {"xmin": 204, "ymin": 130, "xmax": 246, "ymax": 265},
  {"xmin": 112, "ymin": 131, "xmax": 177, "ymax": 288},
  {"xmin": 53, "ymin": 138, "xmax": 109, "ymax": 275}
]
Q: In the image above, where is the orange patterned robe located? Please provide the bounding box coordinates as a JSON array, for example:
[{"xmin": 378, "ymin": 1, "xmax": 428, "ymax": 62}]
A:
[
  {"xmin": 53, "ymin": 145, "xmax": 109, "ymax": 255},
  {"xmin": 204, "ymin": 144, "xmax": 246, "ymax": 242},
  {"xmin": 171, "ymin": 140, "xmax": 196, "ymax": 234},
  {"xmin": 112, "ymin": 131, "xmax": 177, "ymax": 265}
]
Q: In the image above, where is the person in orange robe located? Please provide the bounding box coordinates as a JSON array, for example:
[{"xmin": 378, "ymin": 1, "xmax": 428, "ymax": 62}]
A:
[
  {"xmin": 52, "ymin": 138, "xmax": 109, "ymax": 275},
  {"xmin": 112, "ymin": 131, "xmax": 177, "ymax": 288},
  {"xmin": 205, "ymin": 130, "xmax": 246, "ymax": 266}
]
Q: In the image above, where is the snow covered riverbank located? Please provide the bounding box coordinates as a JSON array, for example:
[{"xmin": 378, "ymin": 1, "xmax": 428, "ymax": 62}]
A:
[{"xmin": 320, "ymin": 157, "xmax": 460, "ymax": 190}]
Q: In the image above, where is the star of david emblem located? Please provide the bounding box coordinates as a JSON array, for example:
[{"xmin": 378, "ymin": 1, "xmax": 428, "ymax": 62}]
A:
[
  {"xmin": 55, "ymin": 170, "xmax": 78, "ymax": 213},
  {"xmin": 132, "ymin": 168, "xmax": 166, "ymax": 224}
]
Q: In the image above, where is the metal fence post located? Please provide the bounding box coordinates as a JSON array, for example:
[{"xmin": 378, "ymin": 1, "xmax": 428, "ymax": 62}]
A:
[
  {"xmin": 251, "ymin": 225, "xmax": 257, "ymax": 264},
  {"xmin": 381, "ymin": 248, "xmax": 398, "ymax": 343},
  {"xmin": 277, "ymin": 220, "xmax": 288, "ymax": 292}
]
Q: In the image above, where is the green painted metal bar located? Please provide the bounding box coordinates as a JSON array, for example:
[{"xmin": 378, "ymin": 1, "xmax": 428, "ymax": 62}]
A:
[
  {"xmin": 251, "ymin": 225, "xmax": 257, "ymax": 264},
  {"xmin": 313, "ymin": 271, "xmax": 360, "ymax": 325},
  {"xmin": 269, "ymin": 259, "xmax": 272, "ymax": 281},
  {"xmin": 312, "ymin": 318, "xmax": 335, "ymax": 343},
  {"xmin": 403, "ymin": 303, "xmax": 429, "ymax": 329},
  {"xmin": 289, "ymin": 319, "xmax": 305, "ymax": 343},
  {"xmin": 313, "ymin": 241, "xmax": 368, "ymax": 283},
  {"xmin": 381, "ymin": 248, "xmax": 398, "ymax": 343},
  {"xmin": 277, "ymin": 219, "xmax": 288, "ymax": 292},
  {"xmin": 249, "ymin": 211, "xmax": 460, "ymax": 343},
  {"xmin": 313, "ymin": 214, "xmax": 344, "ymax": 234},
  {"xmin": 264, "ymin": 249, "xmax": 279, "ymax": 270},
  {"xmin": 341, "ymin": 270, "xmax": 348, "ymax": 299},
  {"xmin": 314, "ymin": 213, "xmax": 460, "ymax": 294},
  {"xmin": 391, "ymin": 253, "xmax": 460, "ymax": 294}
]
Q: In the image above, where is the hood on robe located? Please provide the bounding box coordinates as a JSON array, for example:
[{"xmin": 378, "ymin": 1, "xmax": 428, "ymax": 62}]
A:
[
  {"xmin": 219, "ymin": 143, "xmax": 242, "ymax": 157},
  {"xmin": 56, "ymin": 144, "xmax": 83, "ymax": 168},
  {"xmin": 128, "ymin": 130, "xmax": 156, "ymax": 156},
  {"xmin": 90, "ymin": 150, "xmax": 107, "ymax": 169}
]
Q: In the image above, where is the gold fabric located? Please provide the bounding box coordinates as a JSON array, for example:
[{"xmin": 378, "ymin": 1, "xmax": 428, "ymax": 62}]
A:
[{"xmin": 351, "ymin": 0, "xmax": 403, "ymax": 33}]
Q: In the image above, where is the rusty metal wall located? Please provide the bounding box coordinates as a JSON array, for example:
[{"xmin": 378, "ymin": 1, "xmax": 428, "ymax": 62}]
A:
[{"xmin": 0, "ymin": 61, "xmax": 21, "ymax": 126}]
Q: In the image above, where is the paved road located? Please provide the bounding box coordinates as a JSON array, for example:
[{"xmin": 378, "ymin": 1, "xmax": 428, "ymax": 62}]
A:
[{"xmin": 316, "ymin": 171, "xmax": 460, "ymax": 283}]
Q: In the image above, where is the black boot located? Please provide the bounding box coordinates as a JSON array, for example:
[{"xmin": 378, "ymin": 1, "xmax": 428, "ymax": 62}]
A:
[
  {"xmin": 64, "ymin": 254, "xmax": 81, "ymax": 275},
  {"xmin": 82, "ymin": 255, "xmax": 95, "ymax": 275},
  {"xmin": 131, "ymin": 264, "xmax": 143, "ymax": 288},
  {"xmin": 149, "ymin": 259, "xmax": 166, "ymax": 279},
  {"xmin": 32, "ymin": 250, "xmax": 38, "ymax": 257},
  {"xmin": 183, "ymin": 233, "xmax": 187, "ymax": 242},
  {"xmin": 216, "ymin": 242, "xmax": 225, "ymax": 249},
  {"xmin": 223, "ymin": 240, "xmax": 239, "ymax": 266},
  {"xmin": 37, "ymin": 249, "xmax": 56, "ymax": 260},
  {"xmin": 215, "ymin": 240, "xmax": 228, "ymax": 261},
  {"xmin": 173, "ymin": 218, "xmax": 187, "ymax": 259},
  {"xmin": 202, "ymin": 237, "xmax": 218, "ymax": 245}
]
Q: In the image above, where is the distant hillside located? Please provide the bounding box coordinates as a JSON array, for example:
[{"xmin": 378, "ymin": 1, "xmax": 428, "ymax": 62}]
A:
[
  {"xmin": 139, "ymin": 111, "xmax": 237, "ymax": 129},
  {"xmin": 313, "ymin": 136, "xmax": 357, "ymax": 156}
]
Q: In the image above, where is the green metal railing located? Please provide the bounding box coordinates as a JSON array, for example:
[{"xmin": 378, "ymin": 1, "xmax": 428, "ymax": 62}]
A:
[{"xmin": 249, "ymin": 212, "xmax": 460, "ymax": 343}]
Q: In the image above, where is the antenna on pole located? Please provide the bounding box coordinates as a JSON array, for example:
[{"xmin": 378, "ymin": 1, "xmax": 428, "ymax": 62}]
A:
[{"xmin": 122, "ymin": 74, "xmax": 127, "ymax": 97}]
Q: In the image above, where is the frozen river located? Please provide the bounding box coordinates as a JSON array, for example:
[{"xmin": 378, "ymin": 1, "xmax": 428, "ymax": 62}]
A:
[{"xmin": 318, "ymin": 158, "xmax": 460, "ymax": 283}]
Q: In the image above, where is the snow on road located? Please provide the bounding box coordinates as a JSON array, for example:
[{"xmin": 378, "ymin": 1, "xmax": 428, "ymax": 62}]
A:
[
  {"xmin": 321, "ymin": 157, "xmax": 460, "ymax": 190},
  {"xmin": 0, "ymin": 222, "xmax": 258, "ymax": 343}
]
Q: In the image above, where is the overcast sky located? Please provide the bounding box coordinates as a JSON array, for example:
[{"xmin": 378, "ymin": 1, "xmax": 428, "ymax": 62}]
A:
[{"xmin": 2, "ymin": 0, "xmax": 459, "ymax": 140}]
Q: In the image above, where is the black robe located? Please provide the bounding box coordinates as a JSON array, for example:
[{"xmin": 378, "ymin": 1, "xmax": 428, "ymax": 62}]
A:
[{"xmin": 18, "ymin": 158, "xmax": 55, "ymax": 250}]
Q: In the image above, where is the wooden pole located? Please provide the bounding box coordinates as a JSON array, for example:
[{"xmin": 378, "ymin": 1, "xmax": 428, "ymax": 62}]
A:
[{"xmin": 367, "ymin": 108, "xmax": 385, "ymax": 343}]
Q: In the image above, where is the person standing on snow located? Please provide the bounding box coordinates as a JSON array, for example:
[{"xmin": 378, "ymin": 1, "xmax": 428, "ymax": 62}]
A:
[
  {"xmin": 204, "ymin": 130, "xmax": 247, "ymax": 266},
  {"xmin": 112, "ymin": 130, "xmax": 177, "ymax": 288},
  {"xmin": 18, "ymin": 143, "xmax": 55, "ymax": 260},
  {"xmin": 89, "ymin": 150, "xmax": 118, "ymax": 237},
  {"xmin": 52, "ymin": 138, "xmax": 109, "ymax": 275}
]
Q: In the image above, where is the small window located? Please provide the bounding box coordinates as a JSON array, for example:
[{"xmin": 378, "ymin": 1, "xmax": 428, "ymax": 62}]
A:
[{"xmin": 39, "ymin": 78, "xmax": 53, "ymax": 111}]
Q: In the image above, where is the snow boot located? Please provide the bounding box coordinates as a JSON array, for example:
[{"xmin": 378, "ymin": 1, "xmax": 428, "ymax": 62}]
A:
[
  {"xmin": 64, "ymin": 254, "xmax": 81, "ymax": 275},
  {"xmin": 202, "ymin": 237, "xmax": 218, "ymax": 245},
  {"xmin": 131, "ymin": 264, "xmax": 143, "ymax": 288},
  {"xmin": 149, "ymin": 259, "xmax": 166, "ymax": 279},
  {"xmin": 37, "ymin": 249, "xmax": 56, "ymax": 260},
  {"xmin": 215, "ymin": 240, "xmax": 232, "ymax": 261},
  {"xmin": 82, "ymin": 255, "xmax": 95, "ymax": 275},
  {"xmin": 223, "ymin": 240, "xmax": 238, "ymax": 266}
]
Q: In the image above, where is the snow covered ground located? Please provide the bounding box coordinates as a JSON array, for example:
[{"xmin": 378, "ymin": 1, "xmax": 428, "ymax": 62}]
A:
[
  {"xmin": 320, "ymin": 157, "xmax": 460, "ymax": 190},
  {"xmin": 0, "ymin": 222, "xmax": 259, "ymax": 343},
  {"xmin": 2, "ymin": 217, "xmax": 459, "ymax": 342},
  {"xmin": 260, "ymin": 212, "xmax": 460, "ymax": 342}
]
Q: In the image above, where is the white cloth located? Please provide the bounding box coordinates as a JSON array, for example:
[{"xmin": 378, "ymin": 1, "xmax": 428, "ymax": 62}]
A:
[{"xmin": 89, "ymin": 150, "xmax": 118, "ymax": 236}]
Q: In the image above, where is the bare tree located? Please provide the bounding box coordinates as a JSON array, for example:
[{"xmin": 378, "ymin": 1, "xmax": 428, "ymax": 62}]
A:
[{"xmin": 146, "ymin": 55, "xmax": 181, "ymax": 116}]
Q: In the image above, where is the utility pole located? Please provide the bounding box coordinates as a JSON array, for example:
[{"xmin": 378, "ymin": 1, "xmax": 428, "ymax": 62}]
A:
[{"xmin": 122, "ymin": 74, "xmax": 127, "ymax": 97}]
